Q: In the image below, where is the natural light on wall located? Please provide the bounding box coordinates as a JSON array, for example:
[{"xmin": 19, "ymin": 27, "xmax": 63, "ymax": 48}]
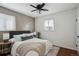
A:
[
  {"xmin": 44, "ymin": 19, "xmax": 54, "ymax": 31},
  {"xmin": 0, "ymin": 13, "xmax": 16, "ymax": 31}
]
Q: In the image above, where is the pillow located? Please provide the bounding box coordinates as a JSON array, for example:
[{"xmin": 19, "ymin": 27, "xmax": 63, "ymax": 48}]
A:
[
  {"xmin": 13, "ymin": 34, "xmax": 33, "ymax": 41},
  {"xmin": 9, "ymin": 38, "xmax": 20, "ymax": 42},
  {"xmin": 32, "ymin": 32, "xmax": 37, "ymax": 37},
  {"xmin": 21, "ymin": 36, "xmax": 33, "ymax": 41},
  {"xmin": 23, "ymin": 32, "xmax": 37, "ymax": 38},
  {"xmin": 13, "ymin": 35, "xmax": 22, "ymax": 41},
  {"xmin": 13, "ymin": 32, "xmax": 37, "ymax": 41},
  {"xmin": 13, "ymin": 33, "xmax": 27, "ymax": 41}
]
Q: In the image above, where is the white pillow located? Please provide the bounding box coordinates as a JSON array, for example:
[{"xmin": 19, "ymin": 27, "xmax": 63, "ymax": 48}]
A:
[
  {"xmin": 33, "ymin": 32, "xmax": 37, "ymax": 35},
  {"xmin": 13, "ymin": 34, "xmax": 29, "ymax": 41},
  {"xmin": 13, "ymin": 32, "xmax": 37, "ymax": 41},
  {"xmin": 23, "ymin": 32, "xmax": 37, "ymax": 37},
  {"xmin": 9, "ymin": 38, "xmax": 20, "ymax": 42},
  {"xmin": 13, "ymin": 34, "xmax": 24, "ymax": 41}
]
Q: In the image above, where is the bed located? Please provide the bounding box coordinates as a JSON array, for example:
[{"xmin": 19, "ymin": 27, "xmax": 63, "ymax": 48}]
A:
[{"xmin": 9, "ymin": 31, "xmax": 53, "ymax": 56}]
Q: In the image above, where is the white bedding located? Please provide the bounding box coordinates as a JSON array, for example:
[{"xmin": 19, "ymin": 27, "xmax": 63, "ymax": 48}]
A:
[{"xmin": 11, "ymin": 38, "xmax": 53, "ymax": 56}]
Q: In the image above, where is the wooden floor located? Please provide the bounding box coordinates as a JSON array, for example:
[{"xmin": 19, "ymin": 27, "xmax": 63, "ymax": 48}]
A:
[{"xmin": 57, "ymin": 47, "xmax": 78, "ymax": 56}]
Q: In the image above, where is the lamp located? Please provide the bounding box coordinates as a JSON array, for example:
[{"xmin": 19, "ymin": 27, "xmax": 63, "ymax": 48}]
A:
[{"xmin": 3, "ymin": 33, "xmax": 9, "ymax": 40}]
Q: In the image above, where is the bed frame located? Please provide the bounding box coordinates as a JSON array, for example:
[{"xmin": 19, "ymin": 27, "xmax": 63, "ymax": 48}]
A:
[{"xmin": 9, "ymin": 31, "xmax": 31, "ymax": 39}]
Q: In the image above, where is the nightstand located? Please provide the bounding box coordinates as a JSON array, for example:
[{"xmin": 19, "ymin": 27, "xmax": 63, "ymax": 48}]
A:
[{"xmin": 0, "ymin": 40, "xmax": 12, "ymax": 56}]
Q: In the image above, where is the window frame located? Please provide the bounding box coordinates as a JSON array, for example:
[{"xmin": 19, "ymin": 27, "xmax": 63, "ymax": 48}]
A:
[
  {"xmin": 44, "ymin": 19, "xmax": 54, "ymax": 31},
  {"xmin": 0, "ymin": 13, "xmax": 16, "ymax": 31}
]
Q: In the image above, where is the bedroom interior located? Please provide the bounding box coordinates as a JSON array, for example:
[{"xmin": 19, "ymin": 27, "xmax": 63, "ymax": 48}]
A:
[{"xmin": 0, "ymin": 3, "xmax": 79, "ymax": 56}]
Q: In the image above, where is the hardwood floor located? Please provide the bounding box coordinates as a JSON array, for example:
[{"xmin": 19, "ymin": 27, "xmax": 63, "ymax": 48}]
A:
[{"xmin": 57, "ymin": 47, "xmax": 78, "ymax": 56}]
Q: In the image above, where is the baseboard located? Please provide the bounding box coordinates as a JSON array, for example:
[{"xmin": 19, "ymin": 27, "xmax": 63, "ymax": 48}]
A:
[{"xmin": 53, "ymin": 45, "xmax": 77, "ymax": 51}]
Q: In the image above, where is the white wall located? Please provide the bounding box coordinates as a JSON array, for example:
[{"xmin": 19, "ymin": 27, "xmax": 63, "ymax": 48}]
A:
[{"xmin": 35, "ymin": 9, "xmax": 77, "ymax": 50}]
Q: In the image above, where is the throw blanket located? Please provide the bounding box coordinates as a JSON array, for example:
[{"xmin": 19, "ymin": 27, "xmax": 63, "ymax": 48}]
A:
[{"xmin": 16, "ymin": 42, "xmax": 46, "ymax": 56}]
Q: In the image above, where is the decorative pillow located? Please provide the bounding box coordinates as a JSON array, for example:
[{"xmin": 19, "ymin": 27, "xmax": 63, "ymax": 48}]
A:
[
  {"xmin": 23, "ymin": 32, "xmax": 37, "ymax": 38},
  {"xmin": 21, "ymin": 36, "xmax": 33, "ymax": 41}
]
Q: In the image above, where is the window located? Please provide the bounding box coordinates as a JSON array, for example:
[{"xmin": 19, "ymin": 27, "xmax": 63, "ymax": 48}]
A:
[
  {"xmin": 44, "ymin": 19, "xmax": 54, "ymax": 31},
  {"xmin": 0, "ymin": 13, "xmax": 16, "ymax": 31}
]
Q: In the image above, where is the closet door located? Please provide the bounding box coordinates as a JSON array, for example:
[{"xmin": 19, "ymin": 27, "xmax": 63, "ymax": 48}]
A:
[
  {"xmin": 76, "ymin": 18, "xmax": 79, "ymax": 55},
  {"xmin": 77, "ymin": 18, "xmax": 79, "ymax": 36}
]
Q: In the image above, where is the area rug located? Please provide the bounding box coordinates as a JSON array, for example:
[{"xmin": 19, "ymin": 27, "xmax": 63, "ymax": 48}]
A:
[{"xmin": 47, "ymin": 46, "xmax": 60, "ymax": 56}]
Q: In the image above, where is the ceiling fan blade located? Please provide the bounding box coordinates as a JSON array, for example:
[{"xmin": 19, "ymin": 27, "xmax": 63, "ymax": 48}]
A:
[
  {"xmin": 31, "ymin": 10, "xmax": 37, "ymax": 12},
  {"xmin": 30, "ymin": 5, "xmax": 36, "ymax": 8},
  {"xmin": 41, "ymin": 9, "xmax": 48, "ymax": 11},
  {"xmin": 40, "ymin": 3, "xmax": 45, "ymax": 8}
]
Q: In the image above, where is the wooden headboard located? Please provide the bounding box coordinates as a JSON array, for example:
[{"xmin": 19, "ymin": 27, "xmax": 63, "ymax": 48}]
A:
[{"xmin": 9, "ymin": 31, "xmax": 31, "ymax": 39}]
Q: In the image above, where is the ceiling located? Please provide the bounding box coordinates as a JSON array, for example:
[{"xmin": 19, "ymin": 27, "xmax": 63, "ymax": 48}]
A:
[{"xmin": 0, "ymin": 3, "xmax": 78, "ymax": 18}]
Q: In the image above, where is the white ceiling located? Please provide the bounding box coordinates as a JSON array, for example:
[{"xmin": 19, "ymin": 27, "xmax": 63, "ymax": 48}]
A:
[{"xmin": 0, "ymin": 3, "xmax": 78, "ymax": 18}]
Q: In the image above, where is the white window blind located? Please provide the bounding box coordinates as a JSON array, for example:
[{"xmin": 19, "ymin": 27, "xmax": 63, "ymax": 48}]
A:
[
  {"xmin": 49, "ymin": 20, "xmax": 54, "ymax": 31},
  {"xmin": 0, "ymin": 13, "xmax": 16, "ymax": 31},
  {"xmin": 44, "ymin": 19, "xmax": 54, "ymax": 31},
  {"xmin": 44, "ymin": 20, "xmax": 49, "ymax": 30}
]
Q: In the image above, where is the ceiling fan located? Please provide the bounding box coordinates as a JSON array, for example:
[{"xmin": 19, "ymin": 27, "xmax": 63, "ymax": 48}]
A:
[{"xmin": 30, "ymin": 3, "xmax": 48, "ymax": 14}]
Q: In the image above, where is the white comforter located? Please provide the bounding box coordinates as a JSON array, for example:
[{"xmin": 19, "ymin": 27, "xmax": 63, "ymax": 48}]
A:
[{"xmin": 11, "ymin": 38, "xmax": 53, "ymax": 56}]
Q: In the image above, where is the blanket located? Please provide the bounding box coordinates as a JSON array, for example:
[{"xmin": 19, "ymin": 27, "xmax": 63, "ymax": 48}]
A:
[{"xmin": 16, "ymin": 42, "xmax": 46, "ymax": 56}]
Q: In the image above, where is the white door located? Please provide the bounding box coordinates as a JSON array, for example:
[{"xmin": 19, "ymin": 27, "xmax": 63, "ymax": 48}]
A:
[{"xmin": 76, "ymin": 18, "xmax": 79, "ymax": 55}]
